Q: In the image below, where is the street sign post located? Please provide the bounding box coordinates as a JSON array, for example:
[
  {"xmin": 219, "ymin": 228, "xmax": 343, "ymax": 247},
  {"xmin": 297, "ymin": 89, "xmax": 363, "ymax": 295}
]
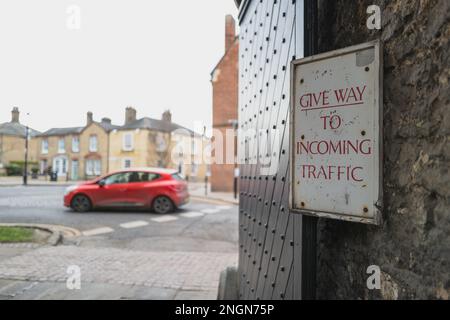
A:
[{"xmin": 290, "ymin": 40, "xmax": 383, "ymax": 225}]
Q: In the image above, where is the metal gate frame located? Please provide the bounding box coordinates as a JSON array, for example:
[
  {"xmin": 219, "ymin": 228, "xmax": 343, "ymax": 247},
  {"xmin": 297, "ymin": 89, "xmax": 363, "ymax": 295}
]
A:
[{"xmin": 237, "ymin": 0, "xmax": 318, "ymax": 300}]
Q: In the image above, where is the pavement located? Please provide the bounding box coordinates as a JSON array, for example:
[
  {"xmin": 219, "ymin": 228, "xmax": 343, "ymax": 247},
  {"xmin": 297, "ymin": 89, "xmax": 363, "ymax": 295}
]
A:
[
  {"xmin": 0, "ymin": 185, "xmax": 238, "ymax": 300},
  {"xmin": 188, "ymin": 182, "xmax": 239, "ymax": 205},
  {"xmin": 0, "ymin": 176, "xmax": 73, "ymax": 186}
]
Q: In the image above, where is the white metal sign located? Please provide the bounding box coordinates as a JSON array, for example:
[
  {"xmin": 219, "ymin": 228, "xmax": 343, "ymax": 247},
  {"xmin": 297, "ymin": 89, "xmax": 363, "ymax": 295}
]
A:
[{"xmin": 290, "ymin": 40, "xmax": 383, "ymax": 225}]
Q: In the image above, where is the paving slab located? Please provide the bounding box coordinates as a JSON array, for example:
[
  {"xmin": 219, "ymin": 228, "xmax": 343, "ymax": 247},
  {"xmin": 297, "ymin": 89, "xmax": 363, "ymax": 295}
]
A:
[{"xmin": 0, "ymin": 246, "xmax": 237, "ymax": 300}]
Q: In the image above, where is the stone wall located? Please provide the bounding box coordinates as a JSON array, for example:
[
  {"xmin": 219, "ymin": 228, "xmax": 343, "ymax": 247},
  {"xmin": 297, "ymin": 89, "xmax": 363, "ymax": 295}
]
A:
[{"xmin": 316, "ymin": 0, "xmax": 449, "ymax": 299}]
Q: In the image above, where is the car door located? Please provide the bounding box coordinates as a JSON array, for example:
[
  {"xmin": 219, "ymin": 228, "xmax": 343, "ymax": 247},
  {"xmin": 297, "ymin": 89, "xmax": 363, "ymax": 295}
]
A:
[
  {"xmin": 124, "ymin": 171, "xmax": 161, "ymax": 207},
  {"xmin": 143, "ymin": 172, "xmax": 163, "ymax": 205},
  {"xmin": 93, "ymin": 172, "xmax": 131, "ymax": 207},
  {"xmin": 121, "ymin": 171, "xmax": 146, "ymax": 207}
]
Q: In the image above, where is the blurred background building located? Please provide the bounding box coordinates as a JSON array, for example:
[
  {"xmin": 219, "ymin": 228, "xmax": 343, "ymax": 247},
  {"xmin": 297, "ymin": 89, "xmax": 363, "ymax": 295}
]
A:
[
  {"xmin": 0, "ymin": 108, "xmax": 40, "ymax": 176},
  {"xmin": 1, "ymin": 107, "xmax": 208, "ymax": 181},
  {"xmin": 210, "ymin": 15, "xmax": 239, "ymax": 192}
]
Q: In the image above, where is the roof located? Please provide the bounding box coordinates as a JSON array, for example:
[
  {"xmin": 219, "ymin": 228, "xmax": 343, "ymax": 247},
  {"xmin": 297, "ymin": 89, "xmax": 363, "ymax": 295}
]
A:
[
  {"xmin": 0, "ymin": 122, "xmax": 41, "ymax": 138},
  {"xmin": 37, "ymin": 126, "xmax": 84, "ymax": 137},
  {"xmin": 37, "ymin": 121, "xmax": 120, "ymax": 137},
  {"xmin": 210, "ymin": 36, "xmax": 239, "ymax": 75},
  {"xmin": 33, "ymin": 117, "xmax": 202, "ymax": 138},
  {"xmin": 96, "ymin": 121, "xmax": 121, "ymax": 132},
  {"xmin": 120, "ymin": 117, "xmax": 202, "ymax": 137}
]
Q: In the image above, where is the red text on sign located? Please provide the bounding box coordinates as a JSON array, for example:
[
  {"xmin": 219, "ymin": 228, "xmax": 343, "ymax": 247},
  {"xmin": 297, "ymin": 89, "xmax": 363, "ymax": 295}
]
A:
[{"xmin": 300, "ymin": 165, "xmax": 364, "ymax": 182}]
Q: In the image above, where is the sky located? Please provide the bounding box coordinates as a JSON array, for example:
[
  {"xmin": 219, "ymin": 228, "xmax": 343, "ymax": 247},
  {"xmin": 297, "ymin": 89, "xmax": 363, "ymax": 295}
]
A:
[{"xmin": 0, "ymin": 0, "xmax": 239, "ymax": 133}]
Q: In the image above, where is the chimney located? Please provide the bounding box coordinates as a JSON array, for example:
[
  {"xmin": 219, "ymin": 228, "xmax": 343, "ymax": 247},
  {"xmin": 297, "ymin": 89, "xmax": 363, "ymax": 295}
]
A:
[
  {"xmin": 125, "ymin": 107, "xmax": 137, "ymax": 125},
  {"xmin": 225, "ymin": 15, "xmax": 236, "ymax": 52},
  {"xmin": 87, "ymin": 111, "xmax": 93, "ymax": 125},
  {"xmin": 162, "ymin": 110, "xmax": 172, "ymax": 122},
  {"xmin": 101, "ymin": 117, "xmax": 111, "ymax": 125},
  {"xmin": 11, "ymin": 107, "xmax": 20, "ymax": 123}
]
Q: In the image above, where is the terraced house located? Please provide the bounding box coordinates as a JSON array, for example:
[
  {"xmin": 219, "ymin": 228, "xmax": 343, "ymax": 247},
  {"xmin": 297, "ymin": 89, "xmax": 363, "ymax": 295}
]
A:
[
  {"xmin": 35, "ymin": 112, "xmax": 117, "ymax": 180},
  {"xmin": 0, "ymin": 108, "xmax": 40, "ymax": 174},
  {"xmin": 109, "ymin": 107, "xmax": 208, "ymax": 182},
  {"xmin": 33, "ymin": 107, "xmax": 209, "ymax": 181}
]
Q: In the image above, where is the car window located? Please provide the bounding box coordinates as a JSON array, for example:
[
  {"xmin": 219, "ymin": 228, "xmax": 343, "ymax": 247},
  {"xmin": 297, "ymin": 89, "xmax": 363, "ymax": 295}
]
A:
[
  {"xmin": 128, "ymin": 171, "xmax": 140, "ymax": 183},
  {"xmin": 140, "ymin": 172, "xmax": 160, "ymax": 182},
  {"xmin": 103, "ymin": 172, "xmax": 161, "ymax": 185},
  {"xmin": 103, "ymin": 173, "xmax": 129, "ymax": 185},
  {"xmin": 171, "ymin": 173, "xmax": 185, "ymax": 181}
]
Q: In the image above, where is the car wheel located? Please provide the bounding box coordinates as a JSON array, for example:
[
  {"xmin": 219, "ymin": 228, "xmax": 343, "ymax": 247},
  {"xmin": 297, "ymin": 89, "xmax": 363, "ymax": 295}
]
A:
[
  {"xmin": 152, "ymin": 196, "xmax": 174, "ymax": 214},
  {"xmin": 71, "ymin": 194, "xmax": 92, "ymax": 213}
]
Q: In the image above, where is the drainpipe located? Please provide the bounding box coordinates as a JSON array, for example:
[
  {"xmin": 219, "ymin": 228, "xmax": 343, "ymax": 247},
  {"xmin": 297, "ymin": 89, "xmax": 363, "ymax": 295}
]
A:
[
  {"xmin": 23, "ymin": 126, "xmax": 29, "ymax": 186},
  {"xmin": 107, "ymin": 131, "xmax": 110, "ymax": 174}
]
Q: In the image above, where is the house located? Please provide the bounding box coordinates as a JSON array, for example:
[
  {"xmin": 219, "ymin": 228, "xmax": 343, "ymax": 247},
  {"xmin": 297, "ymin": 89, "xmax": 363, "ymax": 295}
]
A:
[
  {"xmin": 32, "ymin": 107, "xmax": 208, "ymax": 181},
  {"xmin": 210, "ymin": 15, "xmax": 239, "ymax": 192},
  {"xmin": 0, "ymin": 108, "xmax": 40, "ymax": 174},
  {"xmin": 34, "ymin": 112, "xmax": 118, "ymax": 180},
  {"xmin": 108, "ymin": 107, "xmax": 208, "ymax": 182}
]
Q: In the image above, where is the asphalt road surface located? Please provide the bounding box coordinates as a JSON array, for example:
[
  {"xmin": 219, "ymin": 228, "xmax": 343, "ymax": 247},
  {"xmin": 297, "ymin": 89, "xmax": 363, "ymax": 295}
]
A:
[
  {"xmin": 0, "ymin": 186, "xmax": 238, "ymax": 252},
  {"xmin": 0, "ymin": 186, "xmax": 238, "ymax": 299}
]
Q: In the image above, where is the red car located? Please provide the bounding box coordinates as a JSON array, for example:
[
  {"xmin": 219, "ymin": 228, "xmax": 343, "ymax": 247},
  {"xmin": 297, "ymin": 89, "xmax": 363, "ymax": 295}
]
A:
[{"xmin": 64, "ymin": 168, "xmax": 189, "ymax": 214}]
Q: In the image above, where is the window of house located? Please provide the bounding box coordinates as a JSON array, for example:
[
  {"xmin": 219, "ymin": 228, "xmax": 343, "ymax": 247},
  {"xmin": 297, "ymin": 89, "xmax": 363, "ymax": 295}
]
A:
[
  {"xmin": 123, "ymin": 133, "xmax": 134, "ymax": 151},
  {"xmin": 89, "ymin": 135, "xmax": 98, "ymax": 152},
  {"xmin": 41, "ymin": 140, "xmax": 49, "ymax": 154},
  {"xmin": 58, "ymin": 138, "xmax": 65, "ymax": 153},
  {"xmin": 123, "ymin": 158, "xmax": 132, "ymax": 169},
  {"xmin": 85, "ymin": 160, "xmax": 93, "ymax": 176},
  {"xmin": 86, "ymin": 159, "xmax": 101, "ymax": 176},
  {"xmin": 94, "ymin": 159, "xmax": 101, "ymax": 175},
  {"xmin": 191, "ymin": 139, "xmax": 196, "ymax": 155},
  {"xmin": 155, "ymin": 132, "xmax": 167, "ymax": 152},
  {"xmin": 72, "ymin": 136, "xmax": 80, "ymax": 152},
  {"xmin": 191, "ymin": 162, "xmax": 198, "ymax": 176}
]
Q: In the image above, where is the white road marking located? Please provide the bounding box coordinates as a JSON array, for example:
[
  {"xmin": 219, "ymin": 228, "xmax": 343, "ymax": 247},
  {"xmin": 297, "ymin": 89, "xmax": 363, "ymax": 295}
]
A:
[
  {"xmin": 82, "ymin": 227, "xmax": 114, "ymax": 237},
  {"xmin": 119, "ymin": 221, "xmax": 149, "ymax": 229},
  {"xmin": 201, "ymin": 208, "xmax": 221, "ymax": 214},
  {"xmin": 180, "ymin": 212, "xmax": 205, "ymax": 218},
  {"xmin": 151, "ymin": 215, "xmax": 178, "ymax": 223},
  {"xmin": 215, "ymin": 205, "xmax": 232, "ymax": 210}
]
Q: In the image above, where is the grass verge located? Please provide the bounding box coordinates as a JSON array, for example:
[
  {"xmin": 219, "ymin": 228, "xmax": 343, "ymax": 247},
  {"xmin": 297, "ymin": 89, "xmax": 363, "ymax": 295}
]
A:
[{"xmin": 0, "ymin": 227, "xmax": 34, "ymax": 243}]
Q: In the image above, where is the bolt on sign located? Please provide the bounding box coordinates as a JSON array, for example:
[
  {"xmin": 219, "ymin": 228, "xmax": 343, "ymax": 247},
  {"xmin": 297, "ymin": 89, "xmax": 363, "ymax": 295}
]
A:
[{"xmin": 290, "ymin": 40, "xmax": 383, "ymax": 225}]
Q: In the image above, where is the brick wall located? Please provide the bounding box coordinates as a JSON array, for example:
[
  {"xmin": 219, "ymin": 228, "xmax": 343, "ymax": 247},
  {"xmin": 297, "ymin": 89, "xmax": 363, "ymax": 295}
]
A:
[{"xmin": 211, "ymin": 15, "xmax": 239, "ymax": 192}]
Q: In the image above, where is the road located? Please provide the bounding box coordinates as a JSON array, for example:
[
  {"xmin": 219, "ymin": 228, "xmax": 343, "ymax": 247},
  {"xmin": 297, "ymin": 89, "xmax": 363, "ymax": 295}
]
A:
[{"xmin": 0, "ymin": 186, "xmax": 238, "ymax": 299}]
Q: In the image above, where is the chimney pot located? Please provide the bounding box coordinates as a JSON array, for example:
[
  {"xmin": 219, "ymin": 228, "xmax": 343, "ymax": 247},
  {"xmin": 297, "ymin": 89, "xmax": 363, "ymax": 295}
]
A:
[
  {"xmin": 162, "ymin": 110, "xmax": 172, "ymax": 122},
  {"xmin": 11, "ymin": 107, "xmax": 20, "ymax": 123},
  {"xmin": 125, "ymin": 107, "xmax": 137, "ymax": 125},
  {"xmin": 87, "ymin": 111, "xmax": 93, "ymax": 125},
  {"xmin": 101, "ymin": 117, "xmax": 111, "ymax": 124}
]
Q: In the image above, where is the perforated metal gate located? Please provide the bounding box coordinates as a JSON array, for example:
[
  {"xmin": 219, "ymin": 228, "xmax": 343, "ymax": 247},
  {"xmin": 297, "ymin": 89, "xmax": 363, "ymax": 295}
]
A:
[{"xmin": 237, "ymin": 0, "xmax": 317, "ymax": 300}]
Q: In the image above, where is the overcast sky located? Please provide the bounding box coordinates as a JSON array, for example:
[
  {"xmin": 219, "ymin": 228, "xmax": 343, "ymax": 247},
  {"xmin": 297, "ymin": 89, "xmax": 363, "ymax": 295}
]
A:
[{"xmin": 0, "ymin": 0, "xmax": 238, "ymax": 133}]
